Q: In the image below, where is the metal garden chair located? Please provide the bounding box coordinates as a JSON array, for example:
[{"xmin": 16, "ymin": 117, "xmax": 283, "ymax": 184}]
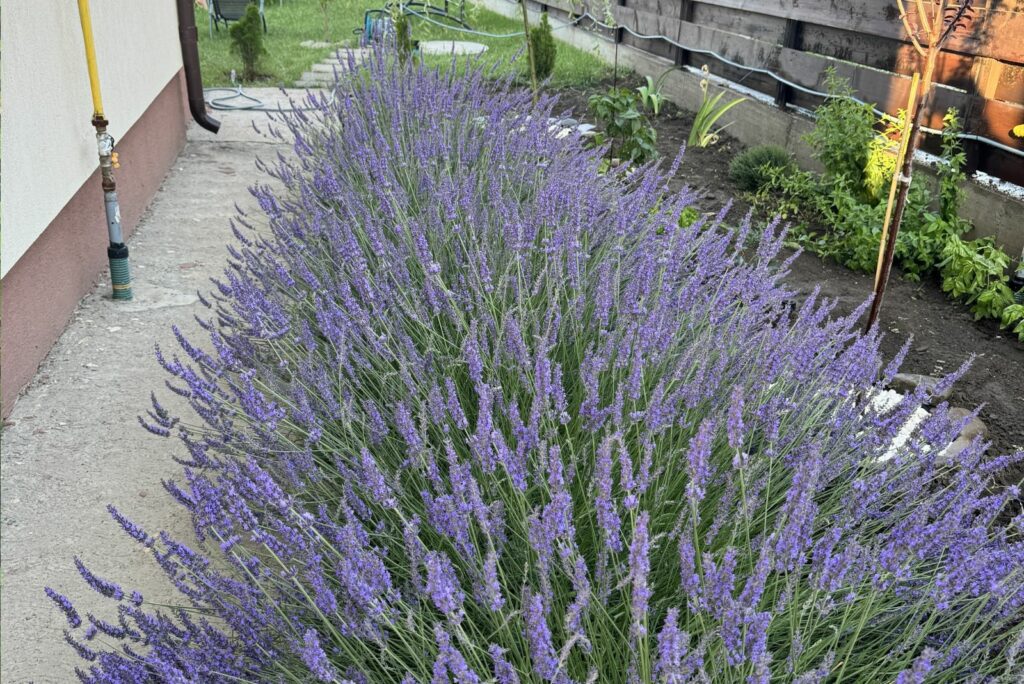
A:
[{"xmin": 209, "ymin": 0, "xmax": 266, "ymax": 37}]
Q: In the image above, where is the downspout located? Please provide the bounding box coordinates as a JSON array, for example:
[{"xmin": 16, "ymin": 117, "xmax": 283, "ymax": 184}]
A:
[
  {"xmin": 76, "ymin": 0, "xmax": 132, "ymax": 300},
  {"xmin": 176, "ymin": 0, "xmax": 221, "ymax": 133}
]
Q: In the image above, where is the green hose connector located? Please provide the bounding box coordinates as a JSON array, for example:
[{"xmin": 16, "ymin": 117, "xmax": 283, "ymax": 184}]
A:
[{"xmin": 108, "ymin": 243, "xmax": 133, "ymax": 301}]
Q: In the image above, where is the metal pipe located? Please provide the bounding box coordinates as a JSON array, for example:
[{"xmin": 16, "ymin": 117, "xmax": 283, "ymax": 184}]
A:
[
  {"xmin": 176, "ymin": 0, "xmax": 221, "ymax": 133},
  {"xmin": 77, "ymin": 0, "xmax": 133, "ymax": 300}
]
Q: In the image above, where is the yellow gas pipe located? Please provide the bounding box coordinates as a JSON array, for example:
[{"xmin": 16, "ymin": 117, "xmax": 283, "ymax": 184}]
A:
[{"xmin": 77, "ymin": 0, "xmax": 132, "ymax": 300}]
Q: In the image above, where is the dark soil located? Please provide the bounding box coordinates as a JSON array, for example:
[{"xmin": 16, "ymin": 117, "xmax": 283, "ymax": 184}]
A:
[{"xmin": 555, "ymin": 80, "xmax": 1024, "ymax": 460}]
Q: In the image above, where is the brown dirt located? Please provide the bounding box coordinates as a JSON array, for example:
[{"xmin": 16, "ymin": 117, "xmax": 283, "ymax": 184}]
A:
[{"xmin": 555, "ymin": 80, "xmax": 1024, "ymax": 460}]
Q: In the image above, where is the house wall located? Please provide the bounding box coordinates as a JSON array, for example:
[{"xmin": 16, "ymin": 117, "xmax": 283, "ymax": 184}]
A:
[
  {"xmin": 1, "ymin": 2, "xmax": 191, "ymax": 415},
  {"xmin": 1, "ymin": 0, "xmax": 185, "ymax": 276}
]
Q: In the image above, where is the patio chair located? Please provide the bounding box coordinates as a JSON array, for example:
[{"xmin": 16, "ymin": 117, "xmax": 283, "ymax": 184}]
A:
[{"xmin": 209, "ymin": 0, "xmax": 266, "ymax": 37}]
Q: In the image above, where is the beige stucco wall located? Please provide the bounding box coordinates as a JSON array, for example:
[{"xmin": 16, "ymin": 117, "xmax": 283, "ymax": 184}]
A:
[{"xmin": 1, "ymin": 1, "xmax": 184, "ymax": 277}]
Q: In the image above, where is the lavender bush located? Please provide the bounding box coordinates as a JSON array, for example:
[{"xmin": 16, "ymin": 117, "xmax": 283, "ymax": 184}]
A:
[{"xmin": 51, "ymin": 52, "xmax": 1023, "ymax": 683}]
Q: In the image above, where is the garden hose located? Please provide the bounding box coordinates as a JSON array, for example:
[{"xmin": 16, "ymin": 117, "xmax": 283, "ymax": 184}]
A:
[{"xmin": 108, "ymin": 242, "xmax": 132, "ymax": 300}]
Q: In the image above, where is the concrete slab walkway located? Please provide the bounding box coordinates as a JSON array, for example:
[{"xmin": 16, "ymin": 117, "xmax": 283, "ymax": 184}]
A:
[{"xmin": 0, "ymin": 89, "xmax": 311, "ymax": 682}]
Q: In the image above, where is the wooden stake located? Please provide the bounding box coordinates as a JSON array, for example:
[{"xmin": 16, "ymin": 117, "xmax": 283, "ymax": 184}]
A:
[
  {"xmin": 864, "ymin": 0, "xmax": 971, "ymax": 332},
  {"xmin": 872, "ymin": 73, "xmax": 920, "ymax": 293}
]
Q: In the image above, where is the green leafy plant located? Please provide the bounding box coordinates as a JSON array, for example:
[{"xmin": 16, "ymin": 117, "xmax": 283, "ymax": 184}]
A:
[
  {"xmin": 528, "ymin": 12, "xmax": 557, "ymax": 81},
  {"xmin": 1000, "ymin": 303, "xmax": 1024, "ymax": 341},
  {"xmin": 677, "ymin": 205, "xmax": 700, "ymax": 227},
  {"xmin": 863, "ymin": 109, "xmax": 903, "ymax": 203},
  {"xmin": 688, "ymin": 65, "xmax": 745, "ymax": 147},
  {"xmin": 588, "ymin": 88, "xmax": 657, "ymax": 165},
  {"xmin": 728, "ymin": 145, "xmax": 793, "ymax": 192},
  {"xmin": 229, "ymin": 3, "xmax": 267, "ymax": 82},
  {"xmin": 636, "ymin": 68, "xmax": 672, "ymax": 116},
  {"xmin": 751, "ymin": 165, "xmax": 821, "ymax": 231},
  {"xmin": 804, "ymin": 68, "xmax": 878, "ymax": 198},
  {"xmin": 815, "ymin": 175, "xmax": 885, "ymax": 272},
  {"xmin": 890, "ymin": 179, "xmax": 953, "ymax": 281},
  {"xmin": 939, "ymin": 235, "xmax": 1015, "ymax": 320},
  {"xmin": 937, "ymin": 108, "xmax": 969, "ymax": 227}
]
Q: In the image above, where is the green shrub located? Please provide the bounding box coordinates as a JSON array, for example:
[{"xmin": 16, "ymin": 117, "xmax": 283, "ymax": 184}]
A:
[
  {"xmin": 938, "ymin": 108, "xmax": 968, "ymax": 227},
  {"xmin": 229, "ymin": 4, "xmax": 266, "ymax": 82},
  {"xmin": 804, "ymin": 69, "xmax": 877, "ymax": 198},
  {"xmin": 751, "ymin": 165, "xmax": 820, "ymax": 227},
  {"xmin": 939, "ymin": 235, "xmax": 1015, "ymax": 320},
  {"xmin": 728, "ymin": 145, "xmax": 793, "ymax": 192},
  {"xmin": 1000, "ymin": 303, "xmax": 1024, "ymax": 341},
  {"xmin": 863, "ymin": 109, "xmax": 903, "ymax": 203},
  {"xmin": 588, "ymin": 87, "xmax": 657, "ymax": 165},
  {"xmin": 528, "ymin": 12, "xmax": 557, "ymax": 81}
]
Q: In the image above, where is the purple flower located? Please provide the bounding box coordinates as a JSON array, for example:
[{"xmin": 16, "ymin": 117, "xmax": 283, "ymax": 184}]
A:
[
  {"xmin": 74, "ymin": 558, "xmax": 123, "ymax": 601},
  {"xmin": 299, "ymin": 629, "xmax": 337, "ymax": 682},
  {"xmin": 629, "ymin": 511, "xmax": 652, "ymax": 637},
  {"xmin": 489, "ymin": 644, "xmax": 520, "ymax": 684},
  {"xmin": 523, "ymin": 590, "xmax": 558, "ymax": 680},
  {"xmin": 685, "ymin": 419, "xmax": 716, "ymax": 505},
  {"xmin": 594, "ymin": 436, "xmax": 622, "ymax": 553},
  {"xmin": 45, "ymin": 588, "xmax": 81, "ymax": 629},
  {"xmin": 895, "ymin": 648, "xmax": 938, "ymax": 684},
  {"xmin": 656, "ymin": 609, "xmax": 691, "ymax": 682},
  {"xmin": 481, "ymin": 548, "xmax": 504, "ymax": 611},
  {"xmin": 434, "ymin": 626, "xmax": 480, "ymax": 683},
  {"xmin": 425, "ymin": 551, "xmax": 465, "ymax": 618},
  {"xmin": 727, "ymin": 385, "xmax": 745, "ymax": 451}
]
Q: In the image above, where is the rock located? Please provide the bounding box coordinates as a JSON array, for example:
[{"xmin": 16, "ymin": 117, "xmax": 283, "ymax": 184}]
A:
[
  {"xmin": 940, "ymin": 408, "xmax": 988, "ymax": 463},
  {"xmin": 889, "ymin": 373, "xmax": 951, "ymax": 405},
  {"xmin": 557, "ymin": 117, "xmax": 579, "ymax": 128},
  {"xmin": 947, "ymin": 407, "xmax": 988, "ymax": 442},
  {"xmin": 869, "ymin": 389, "xmax": 932, "ymax": 463},
  {"xmin": 418, "ymin": 40, "xmax": 488, "ymax": 56}
]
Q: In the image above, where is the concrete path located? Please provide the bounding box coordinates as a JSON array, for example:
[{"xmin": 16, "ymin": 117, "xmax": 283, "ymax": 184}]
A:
[
  {"xmin": 296, "ymin": 47, "xmax": 371, "ymax": 87},
  {"xmin": 0, "ymin": 89, "xmax": 309, "ymax": 683}
]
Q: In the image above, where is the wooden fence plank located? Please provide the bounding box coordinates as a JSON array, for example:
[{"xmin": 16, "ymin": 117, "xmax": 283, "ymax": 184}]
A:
[
  {"xmin": 605, "ymin": 4, "xmax": 1024, "ymax": 145},
  {"xmin": 692, "ymin": 0, "xmax": 1024, "ymax": 63}
]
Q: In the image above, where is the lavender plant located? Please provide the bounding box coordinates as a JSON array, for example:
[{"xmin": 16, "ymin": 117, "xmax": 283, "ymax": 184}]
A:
[{"xmin": 51, "ymin": 52, "xmax": 1023, "ymax": 683}]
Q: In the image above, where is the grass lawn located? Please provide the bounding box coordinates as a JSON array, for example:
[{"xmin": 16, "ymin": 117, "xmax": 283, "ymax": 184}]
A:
[{"xmin": 196, "ymin": 0, "xmax": 609, "ymax": 88}]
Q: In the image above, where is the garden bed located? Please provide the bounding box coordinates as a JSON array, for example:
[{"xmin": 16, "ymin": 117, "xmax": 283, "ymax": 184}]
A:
[{"xmin": 556, "ymin": 79, "xmax": 1024, "ymax": 458}]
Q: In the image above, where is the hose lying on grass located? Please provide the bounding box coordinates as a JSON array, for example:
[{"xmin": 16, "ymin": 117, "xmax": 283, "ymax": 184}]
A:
[{"xmin": 50, "ymin": 49, "xmax": 1023, "ymax": 683}]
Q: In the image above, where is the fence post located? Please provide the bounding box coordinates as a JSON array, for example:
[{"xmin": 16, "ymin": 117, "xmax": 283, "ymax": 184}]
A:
[
  {"xmin": 675, "ymin": 0, "xmax": 693, "ymax": 66},
  {"xmin": 775, "ymin": 19, "xmax": 802, "ymax": 108}
]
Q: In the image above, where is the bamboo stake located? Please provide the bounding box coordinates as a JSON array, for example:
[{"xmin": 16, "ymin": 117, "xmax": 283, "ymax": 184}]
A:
[
  {"xmin": 872, "ymin": 74, "xmax": 920, "ymax": 292},
  {"xmin": 865, "ymin": 0, "xmax": 973, "ymax": 332}
]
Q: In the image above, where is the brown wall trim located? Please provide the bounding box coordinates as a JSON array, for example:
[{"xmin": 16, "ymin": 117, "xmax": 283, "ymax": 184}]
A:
[{"xmin": 1, "ymin": 68, "xmax": 189, "ymax": 417}]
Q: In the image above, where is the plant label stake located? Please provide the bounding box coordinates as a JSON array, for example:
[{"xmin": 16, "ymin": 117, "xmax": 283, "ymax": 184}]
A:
[{"xmin": 865, "ymin": 0, "xmax": 974, "ymax": 332}]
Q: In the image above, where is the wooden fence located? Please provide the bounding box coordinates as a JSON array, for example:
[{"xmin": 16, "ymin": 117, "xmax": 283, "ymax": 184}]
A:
[{"xmin": 535, "ymin": 0, "xmax": 1024, "ymax": 185}]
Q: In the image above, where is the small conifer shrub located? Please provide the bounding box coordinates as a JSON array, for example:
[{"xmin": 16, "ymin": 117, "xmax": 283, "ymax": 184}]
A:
[
  {"xmin": 230, "ymin": 4, "xmax": 266, "ymax": 82},
  {"xmin": 529, "ymin": 12, "xmax": 557, "ymax": 81},
  {"xmin": 729, "ymin": 144, "xmax": 793, "ymax": 192}
]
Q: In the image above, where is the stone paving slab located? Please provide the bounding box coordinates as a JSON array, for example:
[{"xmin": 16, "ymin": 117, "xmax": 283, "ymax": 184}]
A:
[{"xmin": 0, "ymin": 91, "xmax": 314, "ymax": 682}]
